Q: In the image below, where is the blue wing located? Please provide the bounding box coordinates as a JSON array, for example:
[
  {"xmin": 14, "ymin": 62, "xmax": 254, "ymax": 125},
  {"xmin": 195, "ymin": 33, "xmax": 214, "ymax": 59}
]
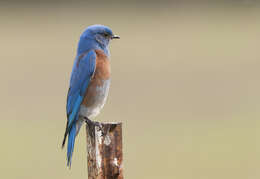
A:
[
  {"xmin": 67, "ymin": 51, "xmax": 96, "ymax": 123},
  {"xmin": 62, "ymin": 50, "xmax": 96, "ymax": 147}
]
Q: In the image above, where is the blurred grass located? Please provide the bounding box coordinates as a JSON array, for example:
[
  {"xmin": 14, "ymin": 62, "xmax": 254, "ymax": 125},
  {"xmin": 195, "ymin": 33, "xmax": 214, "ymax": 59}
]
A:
[{"xmin": 0, "ymin": 2, "xmax": 260, "ymax": 179}]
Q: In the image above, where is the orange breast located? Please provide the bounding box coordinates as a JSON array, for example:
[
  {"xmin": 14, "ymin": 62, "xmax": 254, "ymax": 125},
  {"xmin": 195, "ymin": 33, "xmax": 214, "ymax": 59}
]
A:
[
  {"xmin": 93, "ymin": 49, "xmax": 111, "ymax": 82},
  {"xmin": 81, "ymin": 49, "xmax": 111, "ymax": 107}
]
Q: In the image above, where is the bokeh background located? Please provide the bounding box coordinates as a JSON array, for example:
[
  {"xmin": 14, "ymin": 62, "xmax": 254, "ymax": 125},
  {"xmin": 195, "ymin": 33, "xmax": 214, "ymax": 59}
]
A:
[{"xmin": 1, "ymin": 0, "xmax": 260, "ymax": 178}]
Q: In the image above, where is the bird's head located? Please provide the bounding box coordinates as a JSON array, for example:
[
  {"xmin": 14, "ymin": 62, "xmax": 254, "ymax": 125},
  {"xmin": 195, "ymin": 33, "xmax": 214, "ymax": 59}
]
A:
[{"xmin": 80, "ymin": 25, "xmax": 120, "ymax": 48}]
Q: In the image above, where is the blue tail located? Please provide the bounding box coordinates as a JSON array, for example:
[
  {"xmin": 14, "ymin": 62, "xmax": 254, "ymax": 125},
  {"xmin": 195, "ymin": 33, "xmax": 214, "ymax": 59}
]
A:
[{"xmin": 67, "ymin": 122, "xmax": 77, "ymax": 167}]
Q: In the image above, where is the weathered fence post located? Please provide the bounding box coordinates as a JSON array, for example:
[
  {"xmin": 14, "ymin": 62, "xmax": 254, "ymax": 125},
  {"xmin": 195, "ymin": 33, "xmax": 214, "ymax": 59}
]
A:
[{"xmin": 85, "ymin": 119, "xmax": 123, "ymax": 179}]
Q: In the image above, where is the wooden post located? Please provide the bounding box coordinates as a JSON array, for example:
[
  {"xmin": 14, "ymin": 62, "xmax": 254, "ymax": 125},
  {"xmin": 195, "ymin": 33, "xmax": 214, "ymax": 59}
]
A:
[{"xmin": 85, "ymin": 119, "xmax": 123, "ymax": 179}]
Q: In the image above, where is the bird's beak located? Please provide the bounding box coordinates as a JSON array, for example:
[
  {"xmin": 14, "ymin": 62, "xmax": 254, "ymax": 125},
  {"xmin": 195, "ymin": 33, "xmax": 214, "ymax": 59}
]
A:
[{"xmin": 111, "ymin": 35, "xmax": 120, "ymax": 39}]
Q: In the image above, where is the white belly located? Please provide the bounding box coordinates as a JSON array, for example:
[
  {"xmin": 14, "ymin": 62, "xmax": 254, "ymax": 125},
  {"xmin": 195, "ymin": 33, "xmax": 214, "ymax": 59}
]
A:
[{"xmin": 79, "ymin": 79, "xmax": 110, "ymax": 119}]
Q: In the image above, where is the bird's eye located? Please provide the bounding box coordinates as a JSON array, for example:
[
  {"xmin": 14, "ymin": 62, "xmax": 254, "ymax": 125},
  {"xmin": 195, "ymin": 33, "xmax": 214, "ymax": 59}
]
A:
[{"xmin": 103, "ymin": 33, "xmax": 109, "ymax": 38}]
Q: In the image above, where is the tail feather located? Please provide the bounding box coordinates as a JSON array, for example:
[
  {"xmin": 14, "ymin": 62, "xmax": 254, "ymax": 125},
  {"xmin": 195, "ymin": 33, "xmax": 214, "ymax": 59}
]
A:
[
  {"xmin": 67, "ymin": 123, "xmax": 77, "ymax": 167},
  {"xmin": 62, "ymin": 121, "xmax": 68, "ymax": 148},
  {"xmin": 62, "ymin": 114, "xmax": 82, "ymax": 167}
]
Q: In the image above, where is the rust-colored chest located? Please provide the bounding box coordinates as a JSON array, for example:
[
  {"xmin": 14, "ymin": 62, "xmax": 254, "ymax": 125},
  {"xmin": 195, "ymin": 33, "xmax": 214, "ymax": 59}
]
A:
[
  {"xmin": 81, "ymin": 49, "xmax": 111, "ymax": 108},
  {"xmin": 92, "ymin": 49, "xmax": 111, "ymax": 84}
]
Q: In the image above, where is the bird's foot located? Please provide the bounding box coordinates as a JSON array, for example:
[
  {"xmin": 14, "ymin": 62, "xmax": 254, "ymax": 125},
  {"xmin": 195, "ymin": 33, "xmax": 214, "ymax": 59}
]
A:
[{"xmin": 83, "ymin": 117, "xmax": 110, "ymax": 137}]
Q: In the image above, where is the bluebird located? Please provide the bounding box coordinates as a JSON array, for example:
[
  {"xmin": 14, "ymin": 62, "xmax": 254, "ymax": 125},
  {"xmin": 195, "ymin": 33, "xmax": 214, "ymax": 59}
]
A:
[{"xmin": 62, "ymin": 25, "xmax": 120, "ymax": 167}]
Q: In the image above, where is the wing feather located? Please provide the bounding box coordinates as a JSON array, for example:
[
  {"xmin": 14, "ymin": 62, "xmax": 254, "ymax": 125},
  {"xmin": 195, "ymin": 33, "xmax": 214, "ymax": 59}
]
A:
[{"xmin": 62, "ymin": 50, "xmax": 96, "ymax": 147}]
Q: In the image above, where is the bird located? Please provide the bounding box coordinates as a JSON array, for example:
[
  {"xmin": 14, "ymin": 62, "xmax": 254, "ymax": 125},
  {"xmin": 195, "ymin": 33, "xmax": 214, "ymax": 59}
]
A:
[{"xmin": 62, "ymin": 25, "xmax": 120, "ymax": 167}]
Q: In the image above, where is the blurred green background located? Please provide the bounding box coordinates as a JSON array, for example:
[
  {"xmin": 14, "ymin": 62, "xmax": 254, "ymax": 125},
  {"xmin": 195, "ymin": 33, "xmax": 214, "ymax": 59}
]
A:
[{"xmin": 0, "ymin": 1, "xmax": 260, "ymax": 178}]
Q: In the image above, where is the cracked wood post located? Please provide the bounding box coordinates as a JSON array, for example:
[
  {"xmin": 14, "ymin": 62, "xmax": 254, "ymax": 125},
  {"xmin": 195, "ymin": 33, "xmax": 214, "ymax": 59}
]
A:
[{"xmin": 86, "ymin": 119, "xmax": 123, "ymax": 179}]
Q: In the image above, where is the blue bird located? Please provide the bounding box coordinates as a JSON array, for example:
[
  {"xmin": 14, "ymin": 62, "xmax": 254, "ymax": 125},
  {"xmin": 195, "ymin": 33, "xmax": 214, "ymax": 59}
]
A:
[{"xmin": 62, "ymin": 25, "xmax": 120, "ymax": 167}]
